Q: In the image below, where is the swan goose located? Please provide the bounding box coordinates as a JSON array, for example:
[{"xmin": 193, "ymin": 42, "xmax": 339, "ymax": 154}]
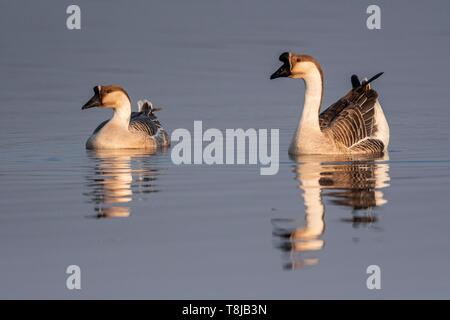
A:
[
  {"xmin": 270, "ymin": 52, "xmax": 389, "ymax": 155},
  {"xmin": 82, "ymin": 85, "xmax": 170, "ymax": 150}
]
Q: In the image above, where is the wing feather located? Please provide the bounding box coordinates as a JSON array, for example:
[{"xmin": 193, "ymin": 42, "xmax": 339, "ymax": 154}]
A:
[
  {"xmin": 321, "ymin": 86, "xmax": 381, "ymax": 152},
  {"xmin": 350, "ymin": 138, "xmax": 384, "ymax": 154},
  {"xmin": 129, "ymin": 111, "xmax": 170, "ymax": 146},
  {"xmin": 129, "ymin": 113, "xmax": 161, "ymax": 136}
]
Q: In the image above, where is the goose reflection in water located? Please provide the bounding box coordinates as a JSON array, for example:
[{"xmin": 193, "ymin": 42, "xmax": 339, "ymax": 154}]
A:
[
  {"xmin": 84, "ymin": 149, "xmax": 162, "ymax": 218},
  {"xmin": 272, "ymin": 154, "xmax": 390, "ymax": 270}
]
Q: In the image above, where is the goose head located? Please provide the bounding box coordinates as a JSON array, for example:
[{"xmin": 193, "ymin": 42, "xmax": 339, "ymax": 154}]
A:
[
  {"xmin": 82, "ymin": 85, "xmax": 131, "ymax": 110},
  {"xmin": 270, "ymin": 52, "xmax": 323, "ymax": 81}
]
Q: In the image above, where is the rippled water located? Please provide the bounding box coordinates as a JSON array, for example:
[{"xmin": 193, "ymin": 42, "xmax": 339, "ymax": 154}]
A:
[
  {"xmin": 0, "ymin": 0, "xmax": 449, "ymax": 298},
  {"xmin": 272, "ymin": 154, "xmax": 391, "ymax": 270}
]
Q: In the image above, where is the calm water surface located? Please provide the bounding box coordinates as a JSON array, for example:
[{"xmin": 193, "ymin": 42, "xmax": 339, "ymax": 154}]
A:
[{"xmin": 0, "ymin": 0, "xmax": 449, "ymax": 298}]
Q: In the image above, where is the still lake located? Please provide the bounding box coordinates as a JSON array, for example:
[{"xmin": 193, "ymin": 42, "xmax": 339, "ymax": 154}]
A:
[{"xmin": 0, "ymin": 0, "xmax": 449, "ymax": 298}]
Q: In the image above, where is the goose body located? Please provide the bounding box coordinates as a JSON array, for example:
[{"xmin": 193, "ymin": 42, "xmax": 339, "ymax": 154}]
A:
[
  {"xmin": 82, "ymin": 86, "xmax": 170, "ymax": 150},
  {"xmin": 270, "ymin": 52, "xmax": 389, "ymax": 155}
]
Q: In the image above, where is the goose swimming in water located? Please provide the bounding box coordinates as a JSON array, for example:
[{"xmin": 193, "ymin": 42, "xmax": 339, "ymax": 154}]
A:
[
  {"xmin": 270, "ymin": 52, "xmax": 389, "ymax": 155},
  {"xmin": 82, "ymin": 85, "xmax": 170, "ymax": 150}
]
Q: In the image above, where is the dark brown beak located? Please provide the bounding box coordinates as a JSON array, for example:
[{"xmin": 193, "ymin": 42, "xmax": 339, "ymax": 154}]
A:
[
  {"xmin": 270, "ymin": 52, "xmax": 291, "ymax": 80},
  {"xmin": 82, "ymin": 87, "xmax": 102, "ymax": 110},
  {"xmin": 270, "ymin": 64, "xmax": 290, "ymax": 79}
]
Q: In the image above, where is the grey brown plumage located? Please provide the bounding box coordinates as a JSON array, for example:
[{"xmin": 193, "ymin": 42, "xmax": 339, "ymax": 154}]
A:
[
  {"xmin": 130, "ymin": 101, "xmax": 169, "ymax": 146},
  {"xmin": 318, "ymin": 73, "xmax": 384, "ymax": 154},
  {"xmin": 92, "ymin": 107, "xmax": 166, "ymax": 139},
  {"xmin": 270, "ymin": 52, "xmax": 389, "ymax": 156},
  {"xmin": 83, "ymin": 85, "xmax": 170, "ymax": 150},
  {"xmin": 89, "ymin": 97, "xmax": 169, "ymax": 148},
  {"xmin": 129, "ymin": 108, "xmax": 170, "ymax": 146}
]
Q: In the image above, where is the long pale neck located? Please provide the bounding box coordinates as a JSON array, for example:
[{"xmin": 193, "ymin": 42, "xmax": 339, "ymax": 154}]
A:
[
  {"xmin": 109, "ymin": 99, "xmax": 132, "ymax": 128},
  {"xmin": 298, "ymin": 69, "xmax": 323, "ymax": 132}
]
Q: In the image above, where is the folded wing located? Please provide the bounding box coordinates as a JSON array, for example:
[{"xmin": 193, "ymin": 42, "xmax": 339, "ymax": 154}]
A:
[{"xmin": 319, "ymin": 75, "xmax": 384, "ymax": 153}]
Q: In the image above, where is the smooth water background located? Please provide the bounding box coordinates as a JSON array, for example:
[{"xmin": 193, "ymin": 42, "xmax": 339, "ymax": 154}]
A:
[{"xmin": 0, "ymin": 0, "xmax": 449, "ymax": 298}]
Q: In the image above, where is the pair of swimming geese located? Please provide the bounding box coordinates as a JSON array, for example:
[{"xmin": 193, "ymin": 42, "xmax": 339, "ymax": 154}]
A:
[{"xmin": 82, "ymin": 52, "xmax": 389, "ymax": 155}]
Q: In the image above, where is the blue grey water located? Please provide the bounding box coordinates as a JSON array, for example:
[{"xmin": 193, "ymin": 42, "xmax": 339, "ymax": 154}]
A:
[{"xmin": 0, "ymin": 0, "xmax": 449, "ymax": 298}]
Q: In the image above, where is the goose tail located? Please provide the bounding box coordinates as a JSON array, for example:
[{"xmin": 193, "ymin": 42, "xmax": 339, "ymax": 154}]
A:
[
  {"xmin": 351, "ymin": 72, "xmax": 384, "ymax": 90},
  {"xmin": 137, "ymin": 99, "xmax": 163, "ymax": 116}
]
